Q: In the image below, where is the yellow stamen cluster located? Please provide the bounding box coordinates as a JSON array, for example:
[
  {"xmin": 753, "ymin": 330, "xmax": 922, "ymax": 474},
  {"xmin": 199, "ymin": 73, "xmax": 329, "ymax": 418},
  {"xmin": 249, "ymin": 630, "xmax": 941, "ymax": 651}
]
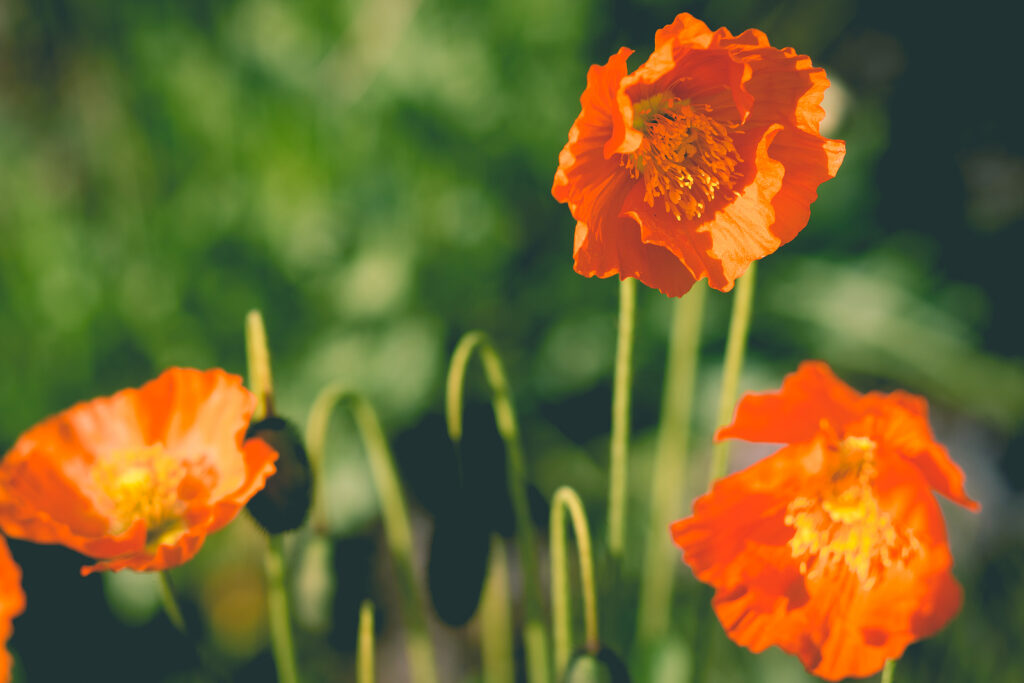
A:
[
  {"xmin": 95, "ymin": 446, "xmax": 186, "ymax": 543},
  {"xmin": 623, "ymin": 94, "xmax": 741, "ymax": 221},
  {"xmin": 784, "ymin": 437, "xmax": 919, "ymax": 588}
]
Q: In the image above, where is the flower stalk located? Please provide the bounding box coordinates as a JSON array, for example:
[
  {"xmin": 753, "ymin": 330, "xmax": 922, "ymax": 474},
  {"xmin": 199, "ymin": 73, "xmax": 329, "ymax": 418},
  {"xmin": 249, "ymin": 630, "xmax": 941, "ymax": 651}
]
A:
[
  {"xmin": 707, "ymin": 262, "xmax": 756, "ymax": 485},
  {"xmin": 479, "ymin": 536, "xmax": 514, "ymax": 683},
  {"xmin": 446, "ymin": 331, "xmax": 549, "ymax": 683},
  {"xmin": 636, "ymin": 283, "xmax": 707, "ymax": 644},
  {"xmin": 305, "ymin": 384, "xmax": 438, "ymax": 683},
  {"xmin": 607, "ymin": 277, "xmax": 637, "ymax": 559},
  {"xmin": 357, "ymin": 600, "xmax": 375, "ymax": 683},
  {"xmin": 880, "ymin": 660, "xmax": 896, "ymax": 683},
  {"xmin": 550, "ymin": 486, "xmax": 600, "ymax": 680},
  {"xmin": 265, "ymin": 535, "xmax": 300, "ymax": 683},
  {"xmin": 244, "ymin": 310, "xmax": 302, "ymax": 683}
]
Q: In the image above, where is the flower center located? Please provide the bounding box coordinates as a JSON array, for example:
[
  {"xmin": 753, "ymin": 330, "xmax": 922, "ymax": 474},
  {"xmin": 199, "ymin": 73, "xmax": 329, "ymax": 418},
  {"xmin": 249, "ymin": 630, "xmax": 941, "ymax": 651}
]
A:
[
  {"xmin": 95, "ymin": 446, "xmax": 186, "ymax": 543},
  {"xmin": 623, "ymin": 94, "xmax": 741, "ymax": 221},
  {"xmin": 784, "ymin": 436, "xmax": 919, "ymax": 587}
]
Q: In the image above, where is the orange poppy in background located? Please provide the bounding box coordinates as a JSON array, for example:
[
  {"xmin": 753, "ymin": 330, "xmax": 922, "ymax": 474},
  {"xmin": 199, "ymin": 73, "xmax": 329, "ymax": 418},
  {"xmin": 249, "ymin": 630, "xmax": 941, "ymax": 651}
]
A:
[
  {"xmin": 0, "ymin": 368, "xmax": 278, "ymax": 575},
  {"xmin": 1, "ymin": 537, "xmax": 24, "ymax": 683},
  {"xmin": 672, "ymin": 362, "xmax": 979, "ymax": 680},
  {"xmin": 552, "ymin": 13, "xmax": 845, "ymax": 296}
]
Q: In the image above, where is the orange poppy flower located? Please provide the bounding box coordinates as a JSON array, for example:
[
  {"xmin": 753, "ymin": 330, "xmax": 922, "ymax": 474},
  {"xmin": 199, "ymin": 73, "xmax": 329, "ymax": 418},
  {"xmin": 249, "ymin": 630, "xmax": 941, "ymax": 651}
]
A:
[
  {"xmin": 671, "ymin": 362, "xmax": 978, "ymax": 680},
  {"xmin": 1, "ymin": 537, "xmax": 24, "ymax": 683},
  {"xmin": 552, "ymin": 13, "xmax": 845, "ymax": 296},
  {"xmin": 0, "ymin": 368, "xmax": 278, "ymax": 575}
]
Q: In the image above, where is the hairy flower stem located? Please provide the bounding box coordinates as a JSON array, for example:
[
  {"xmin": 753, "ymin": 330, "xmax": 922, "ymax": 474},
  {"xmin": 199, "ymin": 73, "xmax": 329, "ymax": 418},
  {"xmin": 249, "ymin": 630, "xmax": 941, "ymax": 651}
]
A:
[
  {"xmin": 707, "ymin": 262, "xmax": 757, "ymax": 485},
  {"xmin": 479, "ymin": 536, "xmax": 514, "ymax": 683},
  {"xmin": 357, "ymin": 600, "xmax": 375, "ymax": 683},
  {"xmin": 608, "ymin": 277, "xmax": 637, "ymax": 559},
  {"xmin": 244, "ymin": 310, "xmax": 302, "ymax": 683},
  {"xmin": 636, "ymin": 284, "xmax": 707, "ymax": 645},
  {"xmin": 881, "ymin": 660, "xmax": 896, "ymax": 683},
  {"xmin": 446, "ymin": 331, "xmax": 550, "ymax": 683},
  {"xmin": 307, "ymin": 386, "xmax": 438, "ymax": 683},
  {"xmin": 550, "ymin": 486, "xmax": 600, "ymax": 680}
]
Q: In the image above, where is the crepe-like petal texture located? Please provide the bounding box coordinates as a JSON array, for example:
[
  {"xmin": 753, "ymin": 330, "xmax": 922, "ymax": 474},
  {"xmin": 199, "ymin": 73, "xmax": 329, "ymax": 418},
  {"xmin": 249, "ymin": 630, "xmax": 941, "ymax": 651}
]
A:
[
  {"xmin": 0, "ymin": 368, "xmax": 278, "ymax": 575},
  {"xmin": 672, "ymin": 362, "xmax": 978, "ymax": 680},
  {"xmin": 0, "ymin": 537, "xmax": 24, "ymax": 683},
  {"xmin": 553, "ymin": 13, "xmax": 845, "ymax": 296}
]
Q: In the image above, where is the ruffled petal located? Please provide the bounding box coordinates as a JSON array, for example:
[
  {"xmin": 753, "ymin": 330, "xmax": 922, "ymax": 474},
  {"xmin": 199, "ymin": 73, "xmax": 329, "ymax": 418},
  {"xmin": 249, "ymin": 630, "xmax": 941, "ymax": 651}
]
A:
[
  {"xmin": 863, "ymin": 392, "xmax": 980, "ymax": 510},
  {"xmin": 573, "ymin": 214, "xmax": 697, "ymax": 297},
  {"xmin": 553, "ymin": 47, "xmax": 635, "ymax": 214},
  {"xmin": 653, "ymin": 12, "xmax": 715, "ymax": 51},
  {"xmin": 763, "ymin": 128, "xmax": 845, "ymax": 244},
  {"xmin": 804, "ymin": 482, "xmax": 962, "ymax": 680},
  {"xmin": 726, "ymin": 45, "xmax": 832, "ymax": 134},
  {"xmin": 698, "ymin": 124, "xmax": 785, "ymax": 288},
  {"xmin": 717, "ymin": 361, "xmax": 863, "ymax": 444},
  {"xmin": 672, "ymin": 442, "xmax": 814, "ymax": 585}
]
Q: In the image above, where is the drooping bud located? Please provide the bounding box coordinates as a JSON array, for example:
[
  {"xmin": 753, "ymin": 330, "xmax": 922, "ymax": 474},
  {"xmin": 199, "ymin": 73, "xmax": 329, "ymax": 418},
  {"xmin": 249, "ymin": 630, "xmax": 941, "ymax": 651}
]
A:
[{"xmin": 245, "ymin": 416, "xmax": 312, "ymax": 534}]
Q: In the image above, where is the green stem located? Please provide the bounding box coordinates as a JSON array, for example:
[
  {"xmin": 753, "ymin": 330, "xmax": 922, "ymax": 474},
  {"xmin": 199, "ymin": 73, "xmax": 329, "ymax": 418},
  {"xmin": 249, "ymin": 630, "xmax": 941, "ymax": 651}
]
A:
[
  {"xmin": 244, "ymin": 310, "xmax": 301, "ymax": 683},
  {"xmin": 550, "ymin": 486, "xmax": 600, "ymax": 680},
  {"xmin": 357, "ymin": 600, "xmax": 375, "ymax": 683},
  {"xmin": 306, "ymin": 385, "xmax": 437, "ymax": 683},
  {"xmin": 707, "ymin": 262, "xmax": 757, "ymax": 486},
  {"xmin": 636, "ymin": 283, "xmax": 707, "ymax": 645},
  {"xmin": 158, "ymin": 571, "xmax": 187, "ymax": 635},
  {"xmin": 607, "ymin": 277, "xmax": 637, "ymax": 559},
  {"xmin": 880, "ymin": 660, "xmax": 896, "ymax": 683},
  {"xmin": 245, "ymin": 309, "xmax": 275, "ymax": 420},
  {"xmin": 479, "ymin": 536, "xmax": 514, "ymax": 683},
  {"xmin": 266, "ymin": 535, "xmax": 300, "ymax": 683},
  {"xmin": 446, "ymin": 331, "xmax": 549, "ymax": 683}
]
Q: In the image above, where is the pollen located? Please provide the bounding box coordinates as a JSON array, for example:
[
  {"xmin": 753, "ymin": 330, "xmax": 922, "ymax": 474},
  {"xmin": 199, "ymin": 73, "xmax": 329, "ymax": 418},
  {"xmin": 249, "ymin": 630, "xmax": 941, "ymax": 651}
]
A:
[
  {"xmin": 623, "ymin": 94, "xmax": 741, "ymax": 221},
  {"xmin": 96, "ymin": 446, "xmax": 187, "ymax": 542},
  {"xmin": 784, "ymin": 436, "xmax": 919, "ymax": 587}
]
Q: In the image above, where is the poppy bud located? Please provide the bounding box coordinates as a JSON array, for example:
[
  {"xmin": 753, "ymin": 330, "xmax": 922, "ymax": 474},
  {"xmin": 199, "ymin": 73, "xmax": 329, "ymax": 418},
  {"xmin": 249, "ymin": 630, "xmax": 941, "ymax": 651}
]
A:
[
  {"xmin": 563, "ymin": 648, "xmax": 631, "ymax": 683},
  {"xmin": 245, "ymin": 416, "xmax": 312, "ymax": 534}
]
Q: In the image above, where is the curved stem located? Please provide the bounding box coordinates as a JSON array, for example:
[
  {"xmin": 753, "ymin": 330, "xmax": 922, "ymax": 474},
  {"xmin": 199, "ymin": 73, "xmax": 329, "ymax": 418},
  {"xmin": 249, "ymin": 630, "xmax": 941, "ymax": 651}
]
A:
[
  {"xmin": 244, "ymin": 310, "xmax": 301, "ymax": 683},
  {"xmin": 357, "ymin": 600, "xmax": 375, "ymax": 683},
  {"xmin": 304, "ymin": 385, "xmax": 437, "ymax": 683},
  {"xmin": 446, "ymin": 331, "xmax": 549, "ymax": 683},
  {"xmin": 636, "ymin": 284, "xmax": 707, "ymax": 645},
  {"xmin": 707, "ymin": 262, "xmax": 757, "ymax": 486},
  {"xmin": 550, "ymin": 486, "xmax": 600, "ymax": 680},
  {"xmin": 245, "ymin": 309, "xmax": 275, "ymax": 420},
  {"xmin": 479, "ymin": 536, "xmax": 514, "ymax": 683},
  {"xmin": 607, "ymin": 277, "xmax": 637, "ymax": 559},
  {"xmin": 880, "ymin": 660, "xmax": 896, "ymax": 683}
]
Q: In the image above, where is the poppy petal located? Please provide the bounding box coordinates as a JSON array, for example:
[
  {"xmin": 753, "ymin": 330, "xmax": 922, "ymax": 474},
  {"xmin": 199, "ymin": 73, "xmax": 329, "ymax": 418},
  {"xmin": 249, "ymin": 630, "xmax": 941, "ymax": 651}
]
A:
[{"xmin": 717, "ymin": 361, "xmax": 862, "ymax": 444}]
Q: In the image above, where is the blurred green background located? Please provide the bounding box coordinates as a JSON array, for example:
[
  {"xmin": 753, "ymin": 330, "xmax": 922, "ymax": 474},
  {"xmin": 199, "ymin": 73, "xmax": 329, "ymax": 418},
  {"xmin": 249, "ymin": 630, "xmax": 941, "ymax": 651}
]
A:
[{"xmin": 2, "ymin": 0, "xmax": 1022, "ymax": 681}]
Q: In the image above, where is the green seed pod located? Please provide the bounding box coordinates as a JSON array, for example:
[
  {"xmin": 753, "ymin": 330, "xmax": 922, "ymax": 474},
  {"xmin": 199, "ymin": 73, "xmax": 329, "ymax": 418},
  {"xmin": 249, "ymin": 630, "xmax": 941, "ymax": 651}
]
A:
[{"xmin": 245, "ymin": 416, "xmax": 312, "ymax": 534}]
